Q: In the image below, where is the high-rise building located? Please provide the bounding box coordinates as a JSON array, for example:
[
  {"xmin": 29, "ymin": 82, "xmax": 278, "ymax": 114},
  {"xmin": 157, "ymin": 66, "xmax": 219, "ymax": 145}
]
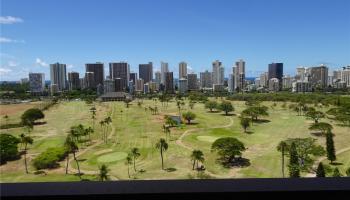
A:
[
  {"xmin": 165, "ymin": 72, "xmax": 174, "ymax": 93},
  {"xmin": 50, "ymin": 62, "xmax": 67, "ymax": 91},
  {"xmin": 109, "ymin": 62, "xmax": 129, "ymax": 91},
  {"xmin": 235, "ymin": 59, "xmax": 245, "ymax": 91},
  {"xmin": 161, "ymin": 62, "xmax": 169, "ymax": 84},
  {"xmin": 309, "ymin": 65, "xmax": 328, "ymax": 89},
  {"xmin": 212, "ymin": 60, "xmax": 224, "ymax": 85},
  {"xmin": 155, "ymin": 71, "xmax": 161, "ymax": 85},
  {"xmin": 104, "ymin": 79, "xmax": 115, "ymax": 93},
  {"xmin": 29, "ymin": 73, "xmax": 45, "ymax": 93},
  {"xmin": 341, "ymin": 66, "xmax": 350, "ymax": 87},
  {"xmin": 269, "ymin": 78, "xmax": 280, "ymax": 92},
  {"xmin": 20, "ymin": 78, "xmax": 29, "ymax": 84},
  {"xmin": 200, "ymin": 70, "xmax": 212, "ymax": 88},
  {"xmin": 139, "ymin": 62, "xmax": 153, "ymax": 83},
  {"xmin": 296, "ymin": 67, "xmax": 308, "ymax": 82},
  {"xmin": 259, "ymin": 72, "xmax": 268, "ymax": 87},
  {"xmin": 282, "ymin": 75, "xmax": 293, "ymax": 89},
  {"xmin": 228, "ymin": 74, "xmax": 235, "ymax": 92},
  {"xmin": 178, "ymin": 78, "xmax": 188, "ymax": 94},
  {"xmin": 68, "ymin": 72, "xmax": 80, "ymax": 90},
  {"xmin": 85, "ymin": 72, "xmax": 95, "ymax": 89},
  {"xmin": 129, "ymin": 72, "xmax": 137, "ymax": 84},
  {"xmin": 268, "ymin": 63, "xmax": 283, "ymax": 82},
  {"xmin": 144, "ymin": 83, "xmax": 149, "ymax": 94},
  {"xmin": 135, "ymin": 79, "xmax": 144, "ymax": 92},
  {"xmin": 179, "ymin": 62, "xmax": 187, "ymax": 79},
  {"xmin": 187, "ymin": 73, "xmax": 198, "ymax": 91},
  {"xmin": 86, "ymin": 62, "xmax": 104, "ymax": 88}
]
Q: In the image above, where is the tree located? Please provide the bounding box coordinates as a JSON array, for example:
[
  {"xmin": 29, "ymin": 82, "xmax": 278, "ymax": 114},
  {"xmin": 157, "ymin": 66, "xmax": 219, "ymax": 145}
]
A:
[
  {"xmin": 20, "ymin": 134, "xmax": 33, "ymax": 174},
  {"xmin": 156, "ymin": 138, "xmax": 168, "ymax": 170},
  {"xmin": 0, "ymin": 134, "xmax": 20, "ymax": 164},
  {"xmin": 218, "ymin": 101, "xmax": 234, "ymax": 115},
  {"xmin": 277, "ymin": 141, "xmax": 287, "ymax": 178},
  {"xmin": 240, "ymin": 117, "xmax": 250, "ymax": 133},
  {"xmin": 124, "ymin": 99, "xmax": 132, "ymax": 108},
  {"xmin": 176, "ymin": 100, "xmax": 185, "ymax": 115},
  {"xmin": 21, "ymin": 108, "xmax": 44, "ymax": 126},
  {"xmin": 98, "ymin": 164, "xmax": 109, "ymax": 181},
  {"xmin": 316, "ymin": 162, "xmax": 326, "ymax": 177},
  {"xmin": 182, "ymin": 111, "xmax": 196, "ymax": 124},
  {"xmin": 242, "ymin": 106, "xmax": 269, "ymax": 122},
  {"xmin": 64, "ymin": 134, "xmax": 80, "ymax": 178},
  {"xmin": 305, "ymin": 108, "xmax": 325, "ymax": 123},
  {"xmin": 326, "ymin": 131, "xmax": 336, "ymax": 163},
  {"xmin": 131, "ymin": 148, "xmax": 140, "ymax": 172},
  {"xmin": 90, "ymin": 106, "xmax": 96, "ymax": 130},
  {"xmin": 125, "ymin": 154, "xmax": 133, "ymax": 178},
  {"xmin": 332, "ymin": 168, "xmax": 342, "ymax": 177},
  {"xmin": 346, "ymin": 167, "xmax": 350, "ymax": 177},
  {"xmin": 289, "ymin": 142, "xmax": 300, "ymax": 178},
  {"xmin": 205, "ymin": 101, "xmax": 218, "ymax": 112},
  {"xmin": 211, "ymin": 137, "xmax": 246, "ymax": 165},
  {"xmin": 164, "ymin": 116, "xmax": 177, "ymax": 127},
  {"xmin": 309, "ymin": 122, "xmax": 333, "ymax": 135},
  {"xmin": 190, "ymin": 150, "xmax": 205, "ymax": 170},
  {"xmin": 277, "ymin": 138, "xmax": 325, "ymax": 171},
  {"xmin": 189, "ymin": 101, "xmax": 196, "ymax": 109}
]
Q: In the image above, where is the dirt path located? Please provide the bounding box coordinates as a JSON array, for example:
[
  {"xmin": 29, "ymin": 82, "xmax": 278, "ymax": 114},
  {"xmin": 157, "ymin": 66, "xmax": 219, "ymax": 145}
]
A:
[
  {"xmin": 175, "ymin": 117, "xmax": 236, "ymax": 178},
  {"xmin": 305, "ymin": 147, "xmax": 350, "ymax": 177}
]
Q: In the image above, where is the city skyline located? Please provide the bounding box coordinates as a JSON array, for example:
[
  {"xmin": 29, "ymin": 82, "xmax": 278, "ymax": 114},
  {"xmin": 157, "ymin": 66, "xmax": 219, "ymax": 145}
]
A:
[{"xmin": 1, "ymin": 0, "xmax": 350, "ymax": 81}]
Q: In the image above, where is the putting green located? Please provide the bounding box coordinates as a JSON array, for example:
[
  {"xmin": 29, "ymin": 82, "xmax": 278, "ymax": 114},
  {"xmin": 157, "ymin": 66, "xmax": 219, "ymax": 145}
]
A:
[
  {"xmin": 197, "ymin": 136, "xmax": 219, "ymax": 143},
  {"xmin": 97, "ymin": 152, "xmax": 128, "ymax": 163}
]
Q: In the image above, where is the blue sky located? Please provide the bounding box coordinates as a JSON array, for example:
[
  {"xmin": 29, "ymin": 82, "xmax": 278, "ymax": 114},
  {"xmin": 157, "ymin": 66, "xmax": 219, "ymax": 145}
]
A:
[{"xmin": 1, "ymin": 0, "xmax": 349, "ymax": 81}]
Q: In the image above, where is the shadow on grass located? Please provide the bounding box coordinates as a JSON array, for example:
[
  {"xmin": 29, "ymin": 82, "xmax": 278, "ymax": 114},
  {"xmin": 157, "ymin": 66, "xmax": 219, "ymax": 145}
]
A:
[
  {"xmin": 330, "ymin": 162, "xmax": 343, "ymax": 166},
  {"xmin": 244, "ymin": 131, "xmax": 254, "ymax": 134},
  {"xmin": 185, "ymin": 122, "xmax": 199, "ymax": 125},
  {"xmin": 221, "ymin": 113, "xmax": 236, "ymax": 116},
  {"xmin": 253, "ymin": 119, "xmax": 271, "ymax": 124},
  {"xmin": 77, "ymin": 158, "xmax": 87, "ymax": 162},
  {"xmin": 218, "ymin": 157, "xmax": 251, "ymax": 168},
  {"xmin": 34, "ymin": 121, "xmax": 47, "ymax": 126},
  {"xmin": 207, "ymin": 110, "xmax": 221, "ymax": 113},
  {"xmin": 310, "ymin": 132, "xmax": 325, "ymax": 137},
  {"xmin": 165, "ymin": 167, "xmax": 177, "ymax": 172}
]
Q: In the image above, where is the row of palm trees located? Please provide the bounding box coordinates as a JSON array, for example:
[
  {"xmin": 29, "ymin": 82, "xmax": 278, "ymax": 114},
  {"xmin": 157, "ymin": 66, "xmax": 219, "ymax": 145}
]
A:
[{"xmin": 99, "ymin": 116, "xmax": 112, "ymax": 144}]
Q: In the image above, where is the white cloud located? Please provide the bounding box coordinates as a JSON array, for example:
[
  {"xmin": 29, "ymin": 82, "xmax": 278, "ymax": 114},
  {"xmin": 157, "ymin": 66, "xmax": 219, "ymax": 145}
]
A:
[
  {"xmin": 0, "ymin": 68, "xmax": 12, "ymax": 76},
  {"xmin": 0, "ymin": 37, "xmax": 25, "ymax": 43},
  {"xmin": 35, "ymin": 58, "xmax": 48, "ymax": 67},
  {"xmin": 67, "ymin": 64, "xmax": 74, "ymax": 69},
  {"xmin": 0, "ymin": 16, "xmax": 23, "ymax": 24},
  {"xmin": 8, "ymin": 61, "xmax": 19, "ymax": 67}
]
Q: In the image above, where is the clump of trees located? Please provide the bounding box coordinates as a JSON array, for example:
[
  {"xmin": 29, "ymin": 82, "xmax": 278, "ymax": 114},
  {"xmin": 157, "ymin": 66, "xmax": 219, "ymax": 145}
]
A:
[
  {"xmin": 218, "ymin": 101, "xmax": 234, "ymax": 115},
  {"xmin": 0, "ymin": 134, "xmax": 20, "ymax": 164},
  {"xmin": 33, "ymin": 147, "xmax": 68, "ymax": 170},
  {"xmin": 326, "ymin": 102, "xmax": 350, "ymax": 126},
  {"xmin": 21, "ymin": 108, "xmax": 45, "ymax": 127},
  {"xmin": 211, "ymin": 137, "xmax": 247, "ymax": 167},
  {"xmin": 205, "ymin": 101, "xmax": 218, "ymax": 112},
  {"xmin": 305, "ymin": 107, "xmax": 325, "ymax": 123},
  {"xmin": 309, "ymin": 122, "xmax": 333, "ymax": 136},
  {"xmin": 190, "ymin": 150, "xmax": 205, "ymax": 171},
  {"xmin": 241, "ymin": 105, "xmax": 268, "ymax": 123}
]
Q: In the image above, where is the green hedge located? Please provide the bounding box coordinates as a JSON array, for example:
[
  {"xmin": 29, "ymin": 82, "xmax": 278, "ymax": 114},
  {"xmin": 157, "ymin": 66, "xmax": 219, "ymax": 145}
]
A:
[{"xmin": 32, "ymin": 147, "xmax": 68, "ymax": 170}]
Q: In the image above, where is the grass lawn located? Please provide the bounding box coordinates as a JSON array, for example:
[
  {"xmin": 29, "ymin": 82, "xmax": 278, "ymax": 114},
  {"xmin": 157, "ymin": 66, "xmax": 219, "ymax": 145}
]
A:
[{"xmin": 1, "ymin": 99, "xmax": 349, "ymax": 182}]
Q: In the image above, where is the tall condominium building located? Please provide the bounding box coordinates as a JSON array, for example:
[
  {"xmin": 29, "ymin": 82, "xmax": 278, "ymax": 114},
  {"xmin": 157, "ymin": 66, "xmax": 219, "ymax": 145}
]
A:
[
  {"xmin": 86, "ymin": 62, "xmax": 104, "ymax": 88},
  {"xmin": 268, "ymin": 63, "xmax": 283, "ymax": 82},
  {"xmin": 179, "ymin": 62, "xmax": 187, "ymax": 79},
  {"xmin": 341, "ymin": 66, "xmax": 350, "ymax": 87},
  {"xmin": 187, "ymin": 73, "xmax": 198, "ymax": 91},
  {"xmin": 228, "ymin": 73, "xmax": 235, "ymax": 92},
  {"xmin": 129, "ymin": 72, "xmax": 137, "ymax": 84},
  {"xmin": 259, "ymin": 72, "xmax": 268, "ymax": 87},
  {"xmin": 85, "ymin": 72, "xmax": 95, "ymax": 89},
  {"xmin": 68, "ymin": 72, "xmax": 80, "ymax": 90},
  {"xmin": 212, "ymin": 60, "xmax": 224, "ymax": 85},
  {"xmin": 235, "ymin": 59, "xmax": 245, "ymax": 91},
  {"xmin": 161, "ymin": 62, "xmax": 169, "ymax": 84},
  {"xmin": 282, "ymin": 75, "xmax": 293, "ymax": 89},
  {"xmin": 104, "ymin": 79, "xmax": 115, "ymax": 93},
  {"xmin": 139, "ymin": 62, "xmax": 153, "ymax": 83},
  {"xmin": 309, "ymin": 65, "xmax": 328, "ymax": 89},
  {"xmin": 296, "ymin": 67, "xmax": 308, "ymax": 82},
  {"xmin": 135, "ymin": 79, "xmax": 144, "ymax": 92},
  {"xmin": 50, "ymin": 62, "xmax": 67, "ymax": 91},
  {"xmin": 29, "ymin": 73, "xmax": 45, "ymax": 93},
  {"xmin": 109, "ymin": 62, "xmax": 130, "ymax": 91},
  {"xmin": 155, "ymin": 71, "xmax": 161, "ymax": 85},
  {"xmin": 20, "ymin": 78, "xmax": 29, "ymax": 84},
  {"xmin": 178, "ymin": 78, "xmax": 188, "ymax": 94},
  {"xmin": 165, "ymin": 72, "xmax": 174, "ymax": 93},
  {"xmin": 200, "ymin": 70, "xmax": 212, "ymax": 88},
  {"xmin": 269, "ymin": 78, "xmax": 280, "ymax": 92}
]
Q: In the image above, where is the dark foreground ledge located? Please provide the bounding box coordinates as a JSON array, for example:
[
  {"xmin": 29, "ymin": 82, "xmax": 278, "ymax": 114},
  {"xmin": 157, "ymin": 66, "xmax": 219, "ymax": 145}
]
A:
[{"xmin": 1, "ymin": 178, "xmax": 350, "ymax": 199}]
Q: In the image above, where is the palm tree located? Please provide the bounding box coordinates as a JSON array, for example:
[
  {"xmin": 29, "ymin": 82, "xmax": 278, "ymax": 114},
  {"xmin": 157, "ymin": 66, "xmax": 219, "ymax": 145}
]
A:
[
  {"xmin": 85, "ymin": 127, "xmax": 94, "ymax": 142},
  {"xmin": 98, "ymin": 164, "xmax": 109, "ymax": 181},
  {"xmin": 99, "ymin": 120, "xmax": 105, "ymax": 141},
  {"xmin": 156, "ymin": 138, "xmax": 168, "ymax": 170},
  {"xmin": 131, "ymin": 148, "xmax": 141, "ymax": 172},
  {"xmin": 190, "ymin": 150, "xmax": 205, "ymax": 170},
  {"xmin": 65, "ymin": 134, "xmax": 81, "ymax": 178},
  {"xmin": 277, "ymin": 141, "xmax": 287, "ymax": 178},
  {"xmin": 125, "ymin": 154, "xmax": 133, "ymax": 178},
  {"xmin": 20, "ymin": 134, "xmax": 33, "ymax": 174}
]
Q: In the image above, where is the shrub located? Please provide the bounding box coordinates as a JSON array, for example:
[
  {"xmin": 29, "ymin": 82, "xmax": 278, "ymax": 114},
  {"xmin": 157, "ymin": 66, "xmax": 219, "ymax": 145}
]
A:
[
  {"xmin": 0, "ymin": 134, "xmax": 20, "ymax": 164},
  {"xmin": 33, "ymin": 147, "xmax": 68, "ymax": 170}
]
